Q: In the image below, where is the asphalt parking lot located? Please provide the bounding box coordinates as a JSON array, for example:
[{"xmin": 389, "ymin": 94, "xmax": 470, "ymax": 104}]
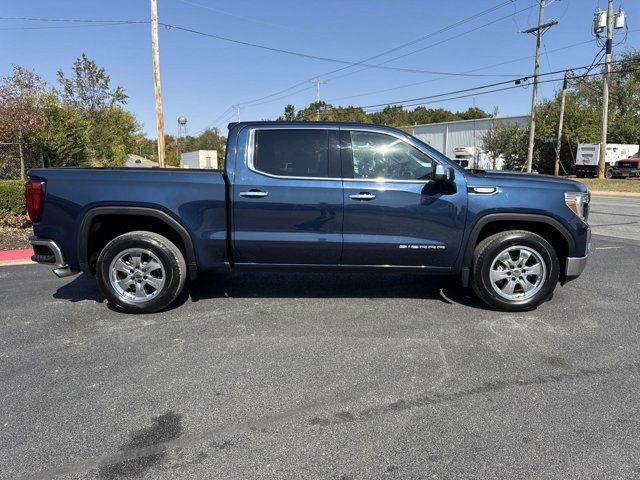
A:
[{"xmin": 1, "ymin": 196, "xmax": 639, "ymax": 480}]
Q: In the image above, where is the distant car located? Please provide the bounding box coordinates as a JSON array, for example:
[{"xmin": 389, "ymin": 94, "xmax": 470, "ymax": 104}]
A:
[{"xmin": 611, "ymin": 154, "xmax": 640, "ymax": 179}]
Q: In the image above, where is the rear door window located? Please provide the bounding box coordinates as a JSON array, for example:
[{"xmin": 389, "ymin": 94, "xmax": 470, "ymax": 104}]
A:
[{"xmin": 254, "ymin": 129, "xmax": 329, "ymax": 178}]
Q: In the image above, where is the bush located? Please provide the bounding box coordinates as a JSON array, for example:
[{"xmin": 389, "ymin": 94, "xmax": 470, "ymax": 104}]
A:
[
  {"xmin": 0, "ymin": 179, "xmax": 29, "ymax": 228},
  {"xmin": 0, "ymin": 180, "xmax": 25, "ymax": 214}
]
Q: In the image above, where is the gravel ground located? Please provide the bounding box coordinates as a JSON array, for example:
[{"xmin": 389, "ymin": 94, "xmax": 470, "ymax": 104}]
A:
[{"xmin": 0, "ymin": 227, "xmax": 31, "ymax": 250}]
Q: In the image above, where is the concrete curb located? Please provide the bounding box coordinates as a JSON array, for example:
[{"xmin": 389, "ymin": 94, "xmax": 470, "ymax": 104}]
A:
[
  {"xmin": 0, "ymin": 259, "xmax": 34, "ymax": 267},
  {"xmin": 0, "ymin": 248, "xmax": 34, "ymax": 267},
  {"xmin": 590, "ymin": 190, "xmax": 640, "ymax": 198}
]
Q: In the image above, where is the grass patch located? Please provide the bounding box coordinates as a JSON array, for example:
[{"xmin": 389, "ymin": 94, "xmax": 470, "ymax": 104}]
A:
[{"xmin": 571, "ymin": 177, "xmax": 640, "ymax": 193}]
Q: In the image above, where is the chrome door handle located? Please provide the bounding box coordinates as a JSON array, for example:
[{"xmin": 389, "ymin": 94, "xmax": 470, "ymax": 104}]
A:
[
  {"xmin": 240, "ymin": 190, "xmax": 268, "ymax": 198},
  {"xmin": 349, "ymin": 192, "xmax": 376, "ymax": 201}
]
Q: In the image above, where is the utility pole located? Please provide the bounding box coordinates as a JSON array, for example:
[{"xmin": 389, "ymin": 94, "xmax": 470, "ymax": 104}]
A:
[
  {"xmin": 312, "ymin": 78, "xmax": 325, "ymax": 121},
  {"xmin": 597, "ymin": 0, "xmax": 614, "ymax": 179},
  {"xmin": 150, "ymin": 0, "xmax": 166, "ymax": 167},
  {"xmin": 234, "ymin": 104, "xmax": 242, "ymax": 122},
  {"xmin": 554, "ymin": 70, "xmax": 569, "ymax": 176},
  {"xmin": 522, "ymin": 1, "xmax": 558, "ymax": 173}
]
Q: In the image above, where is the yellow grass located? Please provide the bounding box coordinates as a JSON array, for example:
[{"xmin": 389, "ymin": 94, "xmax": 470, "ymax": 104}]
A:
[{"xmin": 571, "ymin": 177, "xmax": 640, "ymax": 193}]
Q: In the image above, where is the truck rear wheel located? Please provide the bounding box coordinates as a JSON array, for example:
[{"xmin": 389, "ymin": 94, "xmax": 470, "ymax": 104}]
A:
[
  {"xmin": 471, "ymin": 230, "xmax": 559, "ymax": 311},
  {"xmin": 96, "ymin": 231, "xmax": 187, "ymax": 313}
]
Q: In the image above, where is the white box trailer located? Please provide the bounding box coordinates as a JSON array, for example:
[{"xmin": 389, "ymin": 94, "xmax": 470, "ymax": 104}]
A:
[
  {"xmin": 180, "ymin": 150, "xmax": 218, "ymax": 169},
  {"xmin": 575, "ymin": 143, "xmax": 638, "ymax": 178},
  {"xmin": 452, "ymin": 146, "xmax": 505, "ymax": 170}
]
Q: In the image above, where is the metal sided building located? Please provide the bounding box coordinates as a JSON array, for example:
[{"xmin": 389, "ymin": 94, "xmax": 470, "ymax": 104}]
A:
[{"xmin": 411, "ymin": 115, "xmax": 529, "ymax": 169}]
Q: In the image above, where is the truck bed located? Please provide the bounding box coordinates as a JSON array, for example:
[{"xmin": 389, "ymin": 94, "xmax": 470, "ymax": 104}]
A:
[{"xmin": 28, "ymin": 167, "xmax": 228, "ymax": 272}]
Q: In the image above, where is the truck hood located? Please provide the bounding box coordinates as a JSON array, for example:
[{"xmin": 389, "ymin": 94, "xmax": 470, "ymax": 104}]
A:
[{"xmin": 467, "ymin": 170, "xmax": 588, "ymax": 192}]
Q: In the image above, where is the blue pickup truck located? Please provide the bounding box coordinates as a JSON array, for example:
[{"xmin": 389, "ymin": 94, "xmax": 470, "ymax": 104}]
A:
[{"xmin": 26, "ymin": 122, "xmax": 591, "ymax": 313}]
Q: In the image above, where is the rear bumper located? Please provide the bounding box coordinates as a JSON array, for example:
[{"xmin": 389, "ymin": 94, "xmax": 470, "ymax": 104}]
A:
[
  {"xmin": 29, "ymin": 237, "xmax": 78, "ymax": 278},
  {"xmin": 575, "ymin": 165, "xmax": 596, "ymax": 174}
]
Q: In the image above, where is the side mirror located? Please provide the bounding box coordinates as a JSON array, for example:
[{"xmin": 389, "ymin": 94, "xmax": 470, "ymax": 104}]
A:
[{"xmin": 434, "ymin": 164, "xmax": 455, "ymax": 183}]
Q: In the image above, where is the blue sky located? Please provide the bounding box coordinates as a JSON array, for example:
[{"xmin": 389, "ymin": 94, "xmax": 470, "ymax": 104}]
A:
[{"xmin": 1, "ymin": 0, "xmax": 638, "ymax": 138}]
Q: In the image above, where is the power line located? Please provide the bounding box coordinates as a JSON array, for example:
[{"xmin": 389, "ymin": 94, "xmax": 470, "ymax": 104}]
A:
[
  {"xmin": 320, "ymin": 0, "xmax": 525, "ymax": 83},
  {"xmin": 0, "ymin": 16, "xmax": 146, "ymax": 23},
  {"xmin": 314, "ymin": 61, "xmax": 640, "ymax": 115},
  {"xmin": 175, "ymin": 0, "xmax": 289, "ymax": 29},
  {"xmin": 347, "ymin": 67, "xmax": 640, "ymax": 114},
  {"xmin": 0, "ymin": 22, "xmax": 144, "ymax": 31},
  {"xmin": 351, "ymin": 62, "xmax": 613, "ymax": 110},
  {"xmin": 229, "ymin": 0, "xmax": 532, "ymax": 110},
  {"xmin": 159, "ymin": 22, "xmax": 526, "ymax": 78},
  {"xmin": 2, "ymin": 14, "xmax": 525, "ymax": 78},
  {"xmin": 326, "ymin": 38, "xmax": 600, "ymax": 104},
  {"xmin": 324, "ymin": 2, "xmax": 541, "ymax": 83}
]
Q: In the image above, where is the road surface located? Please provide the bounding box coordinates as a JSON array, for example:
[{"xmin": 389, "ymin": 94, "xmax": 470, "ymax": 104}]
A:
[{"xmin": 0, "ymin": 195, "xmax": 638, "ymax": 479}]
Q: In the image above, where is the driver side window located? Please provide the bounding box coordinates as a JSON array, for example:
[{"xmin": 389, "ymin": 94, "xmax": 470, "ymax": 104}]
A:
[{"xmin": 349, "ymin": 131, "xmax": 435, "ymax": 181}]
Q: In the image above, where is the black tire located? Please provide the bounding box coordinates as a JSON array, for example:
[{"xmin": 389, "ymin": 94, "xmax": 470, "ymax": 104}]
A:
[
  {"xmin": 471, "ymin": 230, "xmax": 559, "ymax": 311},
  {"xmin": 96, "ymin": 231, "xmax": 187, "ymax": 313},
  {"xmin": 605, "ymin": 168, "xmax": 614, "ymax": 179}
]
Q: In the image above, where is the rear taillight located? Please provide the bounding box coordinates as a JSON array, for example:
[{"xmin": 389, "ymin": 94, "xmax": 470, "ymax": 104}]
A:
[{"xmin": 25, "ymin": 180, "xmax": 45, "ymax": 222}]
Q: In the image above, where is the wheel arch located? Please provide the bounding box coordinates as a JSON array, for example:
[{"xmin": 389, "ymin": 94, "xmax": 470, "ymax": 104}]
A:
[
  {"xmin": 78, "ymin": 206, "xmax": 198, "ymax": 279},
  {"xmin": 460, "ymin": 213, "xmax": 575, "ymax": 287}
]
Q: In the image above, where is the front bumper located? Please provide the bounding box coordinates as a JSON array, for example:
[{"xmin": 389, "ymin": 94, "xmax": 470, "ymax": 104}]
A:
[
  {"xmin": 564, "ymin": 228, "xmax": 592, "ymax": 281},
  {"xmin": 611, "ymin": 168, "xmax": 640, "ymax": 178},
  {"xmin": 565, "ymin": 255, "xmax": 589, "ymax": 277},
  {"xmin": 28, "ymin": 236, "xmax": 77, "ymax": 278}
]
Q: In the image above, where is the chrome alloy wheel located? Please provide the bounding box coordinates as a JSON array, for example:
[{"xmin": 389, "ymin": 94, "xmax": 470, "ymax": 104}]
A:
[
  {"xmin": 489, "ymin": 245, "xmax": 546, "ymax": 301},
  {"xmin": 108, "ymin": 248, "xmax": 166, "ymax": 303}
]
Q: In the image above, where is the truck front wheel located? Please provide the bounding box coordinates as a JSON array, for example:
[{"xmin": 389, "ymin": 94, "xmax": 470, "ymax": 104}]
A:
[
  {"xmin": 96, "ymin": 231, "xmax": 187, "ymax": 313},
  {"xmin": 471, "ymin": 230, "xmax": 559, "ymax": 311}
]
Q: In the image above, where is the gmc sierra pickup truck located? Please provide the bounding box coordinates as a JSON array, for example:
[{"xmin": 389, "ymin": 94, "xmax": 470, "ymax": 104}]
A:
[{"xmin": 26, "ymin": 122, "xmax": 591, "ymax": 313}]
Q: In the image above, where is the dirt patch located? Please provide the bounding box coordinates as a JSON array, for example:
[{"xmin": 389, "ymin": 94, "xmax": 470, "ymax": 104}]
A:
[{"xmin": 0, "ymin": 228, "xmax": 32, "ymax": 250}]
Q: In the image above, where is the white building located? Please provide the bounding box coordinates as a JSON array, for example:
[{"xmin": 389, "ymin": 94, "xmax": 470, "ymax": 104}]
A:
[
  {"xmin": 411, "ymin": 115, "xmax": 529, "ymax": 170},
  {"xmin": 181, "ymin": 150, "xmax": 219, "ymax": 169}
]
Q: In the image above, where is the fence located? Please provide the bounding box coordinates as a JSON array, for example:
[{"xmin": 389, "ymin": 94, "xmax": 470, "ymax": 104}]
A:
[{"xmin": 0, "ymin": 143, "xmax": 42, "ymax": 180}]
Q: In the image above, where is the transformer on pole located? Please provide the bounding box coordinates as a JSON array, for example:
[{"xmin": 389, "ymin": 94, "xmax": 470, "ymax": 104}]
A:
[{"xmin": 596, "ymin": 1, "xmax": 627, "ymax": 179}]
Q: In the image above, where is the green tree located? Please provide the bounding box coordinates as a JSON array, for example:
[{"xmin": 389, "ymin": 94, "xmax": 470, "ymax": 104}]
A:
[
  {"xmin": 91, "ymin": 107, "xmax": 140, "ymax": 166},
  {"xmin": 368, "ymin": 105, "xmax": 411, "ymax": 126},
  {"xmin": 281, "ymin": 104, "xmax": 296, "ymax": 121},
  {"xmin": 458, "ymin": 106, "xmax": 491, "ymax": 121},
  {"xmin": 56, "ymin": 54, "xmax": 139, "ymax": 166},
  {"xmin": 57, "ymin": 53, "xmax": 127, "ymax": 111},
  {"xmin": 482, "ymin": 123, "xmax": 529, "ymax": 170},
  {"xmin": 33, "ymin": 94, "xmax": 90, "ymax": 167}
]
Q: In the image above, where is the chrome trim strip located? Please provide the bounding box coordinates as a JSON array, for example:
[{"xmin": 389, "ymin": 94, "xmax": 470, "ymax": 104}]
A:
[
  {"xmin": 244, "ymin": 126, "xmax": 442, "ymax": 184},
  {"xmin": 467, "ymin": 186, "xmax": 499, "ymax": 195},
  {"xmin": 29, "ymin": 237, "xmax": 66, "ymax": 267}
]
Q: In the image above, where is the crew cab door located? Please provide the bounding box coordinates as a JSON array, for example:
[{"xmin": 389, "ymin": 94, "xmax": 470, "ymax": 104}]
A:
[
  {"xmin": 340, "ymin": 128, "xmax": 466, "ymax": 268},
  {"xmin": 232, "ymin": 126, "xmax": 343, "ymax": 265}
]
